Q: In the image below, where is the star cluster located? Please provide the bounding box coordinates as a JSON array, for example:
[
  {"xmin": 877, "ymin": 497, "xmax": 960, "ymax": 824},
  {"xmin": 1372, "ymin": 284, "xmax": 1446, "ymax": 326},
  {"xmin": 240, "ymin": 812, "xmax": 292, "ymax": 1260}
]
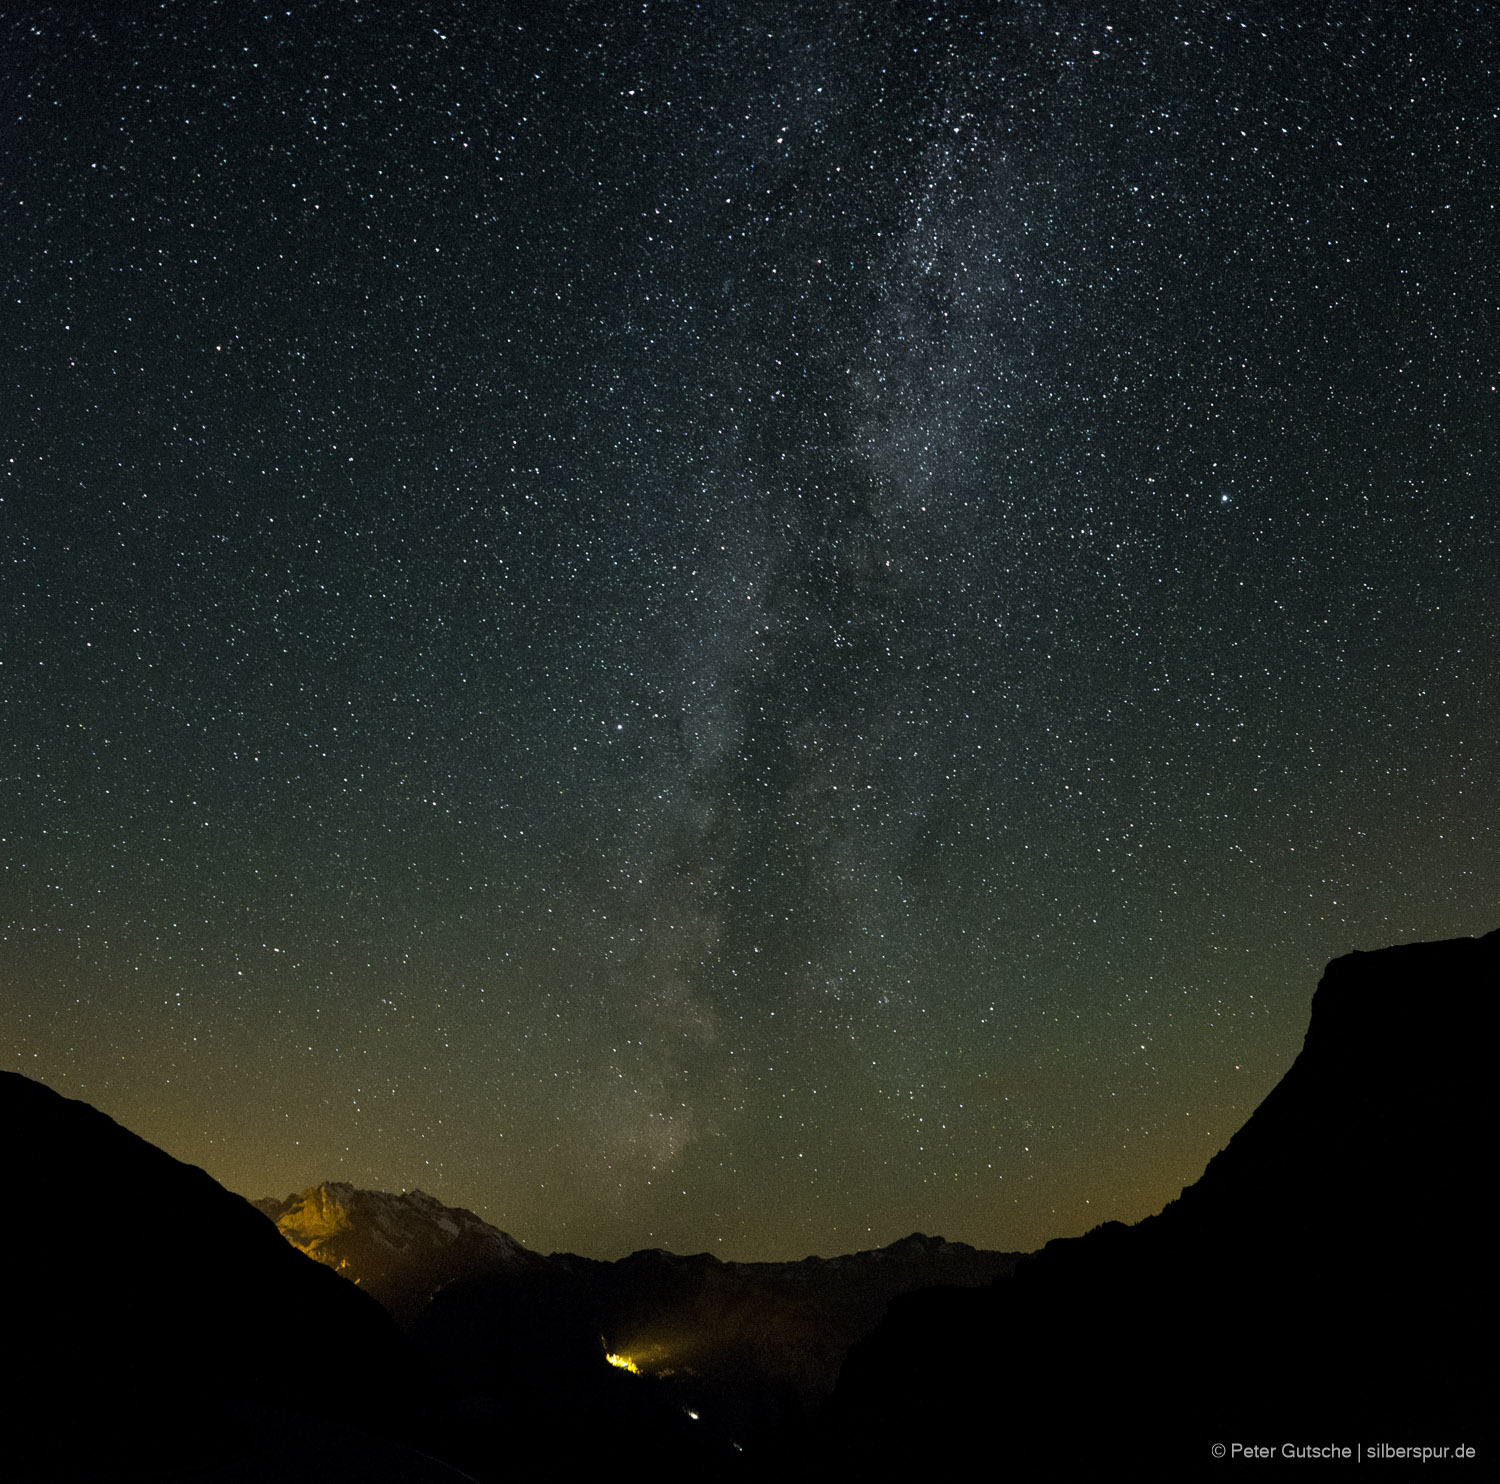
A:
[{"xmin": 3, "ymin": 1, "xmax": 1495, "ymax": 1258}]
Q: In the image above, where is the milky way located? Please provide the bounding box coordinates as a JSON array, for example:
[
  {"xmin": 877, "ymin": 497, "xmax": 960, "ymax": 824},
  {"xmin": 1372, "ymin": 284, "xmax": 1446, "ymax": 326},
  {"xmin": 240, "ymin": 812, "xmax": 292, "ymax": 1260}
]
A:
[{"xmin": 3, "ymin": 1, "xmax": 1495, "ymax": 1258}]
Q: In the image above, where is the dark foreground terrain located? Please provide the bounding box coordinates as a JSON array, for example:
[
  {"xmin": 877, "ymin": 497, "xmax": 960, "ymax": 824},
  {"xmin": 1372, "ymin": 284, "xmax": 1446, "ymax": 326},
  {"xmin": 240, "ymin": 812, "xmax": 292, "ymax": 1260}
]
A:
[
  {"xmin": 4, "ymin": 929, "xmax": 1492, "ymax": 1479},
  {"xmin": 815, "ymin": 928, "xmax": 1495, "ymax": 1475}
]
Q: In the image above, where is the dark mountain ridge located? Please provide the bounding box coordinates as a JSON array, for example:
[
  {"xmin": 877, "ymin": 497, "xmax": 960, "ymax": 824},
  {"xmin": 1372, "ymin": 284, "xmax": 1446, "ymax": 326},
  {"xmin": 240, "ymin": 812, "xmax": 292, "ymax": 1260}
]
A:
[
  {"xmin": 0, "ymin": 1076, "xmax": 747, "ymax": 1478},
  {"xmin": 255, "ymin": 1179, "xmax": 1017, "ymax": 1446},
  {"xmin": 818, "ymin": 929, "xmax": 1496, "ymax": 1473},
  {"xmin": 0, "ymin": 1070, "xmax": 458, "ymax": 1481},
  {"xmin": 6, "ymin": 928, "xmax": 1490, "ymax": 1478},
  {"xmin": 542, "ymin": 1228, "xmax": 1018, "ymax": 1438}
]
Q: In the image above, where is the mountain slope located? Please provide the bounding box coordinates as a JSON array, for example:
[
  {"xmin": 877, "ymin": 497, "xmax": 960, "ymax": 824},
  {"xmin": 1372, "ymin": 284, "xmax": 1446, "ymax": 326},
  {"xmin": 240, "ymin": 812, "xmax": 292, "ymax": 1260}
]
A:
[
  {"xmin": 0, "ymin": 1072, "xmax": 452, "ymax": 1481},
  {"xmin": 256, "ymin": 1182, "xmax": 543, "ymax": 1324},
  {"xmin": 822, "ymin": 928, "xmax": 1497, "ymax": 1473},
  {"xmin": 250, "ymin": 1176, "xmax": 1018, "ymax": 1453}
]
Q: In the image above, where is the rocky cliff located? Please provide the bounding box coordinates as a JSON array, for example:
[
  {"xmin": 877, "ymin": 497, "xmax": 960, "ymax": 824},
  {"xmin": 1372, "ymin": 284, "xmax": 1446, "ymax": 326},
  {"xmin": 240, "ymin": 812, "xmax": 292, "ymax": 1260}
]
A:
[{"xmin": 255, "ymin": 1181, "xmax": 543, "ymax": 1324}]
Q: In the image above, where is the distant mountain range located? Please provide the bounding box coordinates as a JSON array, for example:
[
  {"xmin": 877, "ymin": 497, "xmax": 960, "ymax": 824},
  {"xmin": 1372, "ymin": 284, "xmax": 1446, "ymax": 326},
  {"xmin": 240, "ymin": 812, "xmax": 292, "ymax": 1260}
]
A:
[
  {"xmin": 4, "ymin": 928, "xmax": 1491, "ymax": 1479},
  {"xmin": 254, "ymin": 1178, "xmax": 1018, "ymax": 1440}
]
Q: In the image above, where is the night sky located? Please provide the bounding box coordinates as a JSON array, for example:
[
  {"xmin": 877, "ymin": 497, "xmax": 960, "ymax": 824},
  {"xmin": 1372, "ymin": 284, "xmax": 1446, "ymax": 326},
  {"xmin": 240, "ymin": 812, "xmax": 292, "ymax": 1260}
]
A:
[{"xmin": 4, "ymin": 1, "xmax": 1495, "ymax": 1261}]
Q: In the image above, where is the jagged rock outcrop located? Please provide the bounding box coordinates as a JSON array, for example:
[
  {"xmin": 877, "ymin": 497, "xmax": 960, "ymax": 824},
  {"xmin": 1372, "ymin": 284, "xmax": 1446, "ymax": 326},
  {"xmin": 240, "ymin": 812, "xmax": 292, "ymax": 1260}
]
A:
[
  {"xmin": 255, "ymin": 1181, "xmax": 542, "ymax": 1325},
  {"xmin": 820, "ymin": 929, "xmax": 1497, "ymax": 1474}
]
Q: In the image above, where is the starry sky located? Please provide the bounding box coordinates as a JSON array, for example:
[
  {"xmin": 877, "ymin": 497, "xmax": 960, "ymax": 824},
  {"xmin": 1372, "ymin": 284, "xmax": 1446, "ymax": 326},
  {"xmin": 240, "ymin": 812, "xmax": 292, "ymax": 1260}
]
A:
[{"xmin": 3, "ymin": 1, "xmax": 1495, "ymax": 1261}]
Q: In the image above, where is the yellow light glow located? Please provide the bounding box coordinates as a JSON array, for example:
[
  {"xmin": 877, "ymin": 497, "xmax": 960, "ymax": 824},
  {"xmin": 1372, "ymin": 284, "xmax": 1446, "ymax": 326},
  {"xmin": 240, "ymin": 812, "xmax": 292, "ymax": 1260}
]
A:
[{"xmin": 605, "ymin": 1352, "xmax": 640, "ymax": 1375}]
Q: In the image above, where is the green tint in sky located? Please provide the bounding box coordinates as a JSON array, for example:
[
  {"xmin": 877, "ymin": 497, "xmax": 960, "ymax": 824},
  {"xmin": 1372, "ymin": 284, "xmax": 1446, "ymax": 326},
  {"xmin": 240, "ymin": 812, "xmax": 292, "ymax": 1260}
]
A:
[{"xmin": 3, "ymin": 0, "xmax": 1495, "ymax": 1259}]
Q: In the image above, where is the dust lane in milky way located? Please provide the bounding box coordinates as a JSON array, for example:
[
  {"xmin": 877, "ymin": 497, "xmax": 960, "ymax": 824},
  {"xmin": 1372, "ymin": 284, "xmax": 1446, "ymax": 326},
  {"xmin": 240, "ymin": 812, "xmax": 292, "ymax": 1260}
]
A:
[{"xmin": 2, "ymin": 1, "xmax": 1495, "ymax": 1258}]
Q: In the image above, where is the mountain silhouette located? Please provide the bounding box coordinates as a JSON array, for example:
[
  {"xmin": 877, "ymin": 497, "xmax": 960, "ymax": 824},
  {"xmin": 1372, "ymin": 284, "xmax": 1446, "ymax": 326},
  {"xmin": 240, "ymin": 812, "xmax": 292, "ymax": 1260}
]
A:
[
  {"xmin": 0, "ymin": 1071, "xmax": 466, "ymax": 1481},
  {"xmin": 6, "ymin": 928, "xmax": 1490, "ymax": 1478},
  {"xmin": 817, "ymin": 929, "xmax": 1496, "ymax": 1474},
  {"xmin": 254, "ymin": 1178, "xmax": 1016, "ymax": 1454}
]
